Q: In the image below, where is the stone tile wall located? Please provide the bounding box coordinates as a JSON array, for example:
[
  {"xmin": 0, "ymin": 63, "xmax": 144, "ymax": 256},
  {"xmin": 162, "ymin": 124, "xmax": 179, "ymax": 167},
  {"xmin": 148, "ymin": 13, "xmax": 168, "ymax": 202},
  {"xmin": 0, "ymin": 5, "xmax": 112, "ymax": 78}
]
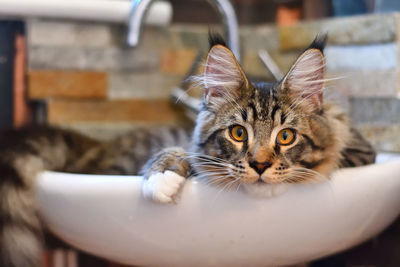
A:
[{"xmin": 26, "ymin": 14, "xmax": 400, "ymax": 151}]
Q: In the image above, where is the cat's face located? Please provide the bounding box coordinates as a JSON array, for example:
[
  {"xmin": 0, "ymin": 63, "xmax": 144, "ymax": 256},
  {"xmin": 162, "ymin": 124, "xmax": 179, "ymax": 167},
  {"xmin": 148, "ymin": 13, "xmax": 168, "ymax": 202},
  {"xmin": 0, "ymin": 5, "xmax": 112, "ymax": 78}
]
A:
[{"xmin": 191, "ymin": 36, "xmax": 336, "ymax": 195}]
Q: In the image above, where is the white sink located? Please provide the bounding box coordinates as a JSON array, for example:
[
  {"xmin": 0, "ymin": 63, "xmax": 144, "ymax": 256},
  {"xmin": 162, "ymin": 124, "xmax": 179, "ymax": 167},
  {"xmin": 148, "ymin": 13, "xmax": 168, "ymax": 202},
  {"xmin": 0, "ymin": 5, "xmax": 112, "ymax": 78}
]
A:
[{"xmin": 37, "ymin": 153, "xmax": 400, "ymax": 266}]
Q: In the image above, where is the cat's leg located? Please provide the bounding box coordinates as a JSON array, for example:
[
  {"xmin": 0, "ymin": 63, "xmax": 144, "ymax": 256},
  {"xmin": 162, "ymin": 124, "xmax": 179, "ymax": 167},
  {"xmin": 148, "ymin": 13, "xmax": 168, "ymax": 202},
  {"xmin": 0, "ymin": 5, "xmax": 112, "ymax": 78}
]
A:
[{"xmin": 140, "ymin": 147, "xmax": 190, "ymax": 204}]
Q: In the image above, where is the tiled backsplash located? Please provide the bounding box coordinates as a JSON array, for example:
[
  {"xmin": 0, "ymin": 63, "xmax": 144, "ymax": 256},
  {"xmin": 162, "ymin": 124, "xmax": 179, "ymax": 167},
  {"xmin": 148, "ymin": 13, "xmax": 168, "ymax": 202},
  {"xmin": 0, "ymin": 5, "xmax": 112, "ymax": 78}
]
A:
[{"xmin": 26, "ymin": 14, "xmax": 400, "ymax": 152}]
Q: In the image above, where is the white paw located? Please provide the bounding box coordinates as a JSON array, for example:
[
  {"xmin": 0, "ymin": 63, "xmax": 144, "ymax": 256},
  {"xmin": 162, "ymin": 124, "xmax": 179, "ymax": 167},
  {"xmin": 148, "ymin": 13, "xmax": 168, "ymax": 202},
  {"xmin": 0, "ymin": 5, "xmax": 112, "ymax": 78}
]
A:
[{"xmin": 142, "ymin": 171, "xmax": 185, "ymax": 204}]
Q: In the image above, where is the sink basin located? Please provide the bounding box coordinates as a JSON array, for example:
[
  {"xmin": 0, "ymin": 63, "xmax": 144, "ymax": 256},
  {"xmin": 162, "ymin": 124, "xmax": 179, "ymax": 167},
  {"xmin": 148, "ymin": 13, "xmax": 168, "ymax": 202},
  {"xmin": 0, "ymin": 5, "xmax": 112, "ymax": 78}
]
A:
[{"xmin": 37, "ymin": 153, "xmax": 400, "ymax": 266}]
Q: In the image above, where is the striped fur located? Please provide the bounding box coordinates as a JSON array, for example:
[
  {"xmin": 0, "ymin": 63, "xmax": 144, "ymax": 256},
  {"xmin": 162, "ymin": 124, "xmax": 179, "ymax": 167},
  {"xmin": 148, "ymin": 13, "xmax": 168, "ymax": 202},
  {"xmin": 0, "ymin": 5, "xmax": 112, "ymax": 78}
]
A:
[
  {"xmin": 0, "ymin": 126, "xmax": 191, "ymax": 267},
  {"xmin": 0, "ymin": 34, "xmax": 376, "ymax": 266},
  {"xmin": 186, "ymin": 33, "xmax": 376, "ymax": 196}
]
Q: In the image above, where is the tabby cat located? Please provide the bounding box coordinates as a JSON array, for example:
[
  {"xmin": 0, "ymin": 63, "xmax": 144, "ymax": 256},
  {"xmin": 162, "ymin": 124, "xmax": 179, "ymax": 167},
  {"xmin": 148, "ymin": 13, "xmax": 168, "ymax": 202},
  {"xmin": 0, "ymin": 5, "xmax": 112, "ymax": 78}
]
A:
[{"xmin": 0, "ymin": 34, "xmax": 375, "ymax": 267}]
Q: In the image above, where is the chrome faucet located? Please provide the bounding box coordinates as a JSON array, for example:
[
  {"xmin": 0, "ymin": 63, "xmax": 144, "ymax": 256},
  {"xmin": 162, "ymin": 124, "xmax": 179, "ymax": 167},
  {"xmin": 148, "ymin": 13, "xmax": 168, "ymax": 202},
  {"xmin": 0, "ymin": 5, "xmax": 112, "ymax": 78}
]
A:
[{"xmin": 127, "ymin": 0, "xmax": 240, "ymax": 61}]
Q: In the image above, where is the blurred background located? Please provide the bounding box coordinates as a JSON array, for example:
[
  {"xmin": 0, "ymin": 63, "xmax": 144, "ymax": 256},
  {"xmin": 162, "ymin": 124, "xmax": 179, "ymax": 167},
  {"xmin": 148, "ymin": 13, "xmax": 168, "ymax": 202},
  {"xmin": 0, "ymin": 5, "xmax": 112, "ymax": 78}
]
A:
[{"xmin": 1, "ymin": 0, "xmax": 400, "ymax": 266}]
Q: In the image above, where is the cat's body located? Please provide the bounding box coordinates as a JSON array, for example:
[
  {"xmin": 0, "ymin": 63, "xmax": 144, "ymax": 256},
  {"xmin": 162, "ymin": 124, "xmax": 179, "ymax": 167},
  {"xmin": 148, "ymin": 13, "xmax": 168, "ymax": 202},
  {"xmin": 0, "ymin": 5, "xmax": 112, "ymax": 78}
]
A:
[
  {"xmin": 0, "ymin": 126, "xmax": 191, "ymax": 266},
  {"xmin": 0, "ymin": 34, "xmax": 376, "ymax": 267}
]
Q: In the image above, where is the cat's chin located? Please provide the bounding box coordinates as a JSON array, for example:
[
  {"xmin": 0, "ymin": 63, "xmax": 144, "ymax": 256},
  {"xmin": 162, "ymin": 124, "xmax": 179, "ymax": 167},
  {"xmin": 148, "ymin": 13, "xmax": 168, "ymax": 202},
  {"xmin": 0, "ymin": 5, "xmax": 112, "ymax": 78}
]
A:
[{"xmin": 242, "ymin": 182, "xmax": 291, "ymax": 198}]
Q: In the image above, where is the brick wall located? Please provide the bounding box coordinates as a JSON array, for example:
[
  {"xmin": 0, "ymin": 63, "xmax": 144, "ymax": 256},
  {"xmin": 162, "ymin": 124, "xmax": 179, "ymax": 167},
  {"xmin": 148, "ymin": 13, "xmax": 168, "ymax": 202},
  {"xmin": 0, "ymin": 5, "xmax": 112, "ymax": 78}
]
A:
[{"xmin": 26, "ymin": 14, "xmax": 400, "ymax": 151}]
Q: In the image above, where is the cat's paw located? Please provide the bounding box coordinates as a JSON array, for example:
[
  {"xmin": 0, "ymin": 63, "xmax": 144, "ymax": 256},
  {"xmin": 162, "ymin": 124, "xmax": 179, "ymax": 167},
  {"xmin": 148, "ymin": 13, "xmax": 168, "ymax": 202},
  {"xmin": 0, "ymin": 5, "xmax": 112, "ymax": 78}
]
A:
[{"xmin": 142, "ymin": 171, "xmax": 185, "ymax": 204}]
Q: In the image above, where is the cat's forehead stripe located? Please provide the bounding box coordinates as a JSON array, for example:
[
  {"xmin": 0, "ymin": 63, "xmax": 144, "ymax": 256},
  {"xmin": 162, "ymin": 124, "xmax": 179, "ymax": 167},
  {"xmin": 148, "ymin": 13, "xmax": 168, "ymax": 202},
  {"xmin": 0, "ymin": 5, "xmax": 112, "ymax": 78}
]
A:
[
  {"xmin": 244, "ymin": 84, "xmax": 279, "ymax": 121},
  {"xmin": 281, "ymin": 112, "xmax": 287, "ymax": 124},
  {"xmin": 241, "ymin": 109, "xmax": 247, "ymax": 121},
  {"xmin": 270, "ymin": 104, "xmax": 280, "ymax": 123},
  {"xmin": 248, "ymin": 102, "xmax": 258, "ymax": 120}
]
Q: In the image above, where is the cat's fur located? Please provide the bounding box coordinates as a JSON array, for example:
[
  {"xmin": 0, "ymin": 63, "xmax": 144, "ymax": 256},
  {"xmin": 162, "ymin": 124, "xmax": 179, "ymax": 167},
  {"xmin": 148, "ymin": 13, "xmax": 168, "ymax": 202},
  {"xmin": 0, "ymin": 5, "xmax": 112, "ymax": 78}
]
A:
[
  {"xmin": 141, "ymin": 34, "xmax": 376, "ymax": 199},
  {"xmin": 0, "ymin": 34, "xmax": 375, "ymax": 267}
]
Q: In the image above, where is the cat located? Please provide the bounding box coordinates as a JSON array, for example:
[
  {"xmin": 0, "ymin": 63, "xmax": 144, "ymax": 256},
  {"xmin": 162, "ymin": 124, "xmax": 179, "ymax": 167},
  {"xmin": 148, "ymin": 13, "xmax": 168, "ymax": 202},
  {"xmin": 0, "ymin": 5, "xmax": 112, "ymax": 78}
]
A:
[
  {"xmin": 141, "ymin": 33, "xmax": 376, "ymax": 200},
  {"xmin": 0, "ymin": 34, "xmax": 375, "ymax": 267}
]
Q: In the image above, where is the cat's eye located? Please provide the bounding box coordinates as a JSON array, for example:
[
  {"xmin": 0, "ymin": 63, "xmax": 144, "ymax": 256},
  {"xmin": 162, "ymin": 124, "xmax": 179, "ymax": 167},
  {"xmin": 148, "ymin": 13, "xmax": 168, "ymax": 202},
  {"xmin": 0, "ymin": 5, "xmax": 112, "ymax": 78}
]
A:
[
  {"xmin": 276, "ymin": 128, "xmax": 296, "ymax": 146},
  {"xmin": 229, "ymin": 125, "xmax": 247, "ymax": 142}
]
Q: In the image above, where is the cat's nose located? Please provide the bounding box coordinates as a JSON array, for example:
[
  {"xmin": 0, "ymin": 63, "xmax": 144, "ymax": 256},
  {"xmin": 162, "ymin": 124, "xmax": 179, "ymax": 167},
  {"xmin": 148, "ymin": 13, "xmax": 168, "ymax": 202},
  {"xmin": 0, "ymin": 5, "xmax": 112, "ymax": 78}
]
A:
[{"xmin": 249, "ymin": 160, "xmax": 272, "ymax": 175}]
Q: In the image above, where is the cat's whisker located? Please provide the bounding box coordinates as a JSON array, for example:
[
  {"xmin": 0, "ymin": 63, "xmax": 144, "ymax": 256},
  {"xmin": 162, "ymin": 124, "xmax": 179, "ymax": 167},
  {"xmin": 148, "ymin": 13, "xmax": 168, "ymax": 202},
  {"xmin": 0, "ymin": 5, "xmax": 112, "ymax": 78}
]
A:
[
  {"xmin": 191, "ymin": 160, "xmax": 243, "ymax": 175},
  {"xmin": 186, "ymin": 157, "xmax": 229, "ymax": 164},
  {"xmin": 285, "ymin": 87, "xmax": 327, "ymax": 118},
  {"xmin": 286, "ymin": 81, "xmax": 324, "ymax": 108},
  {"xmin": 188, "ymin": 157, "xmax": 231, "ymax": 165},
  {"xmin": 227, "ymin": 178, "xmax": 240, "ymax": 192},
  {"xmin": 189, "ymin": 157, "xmax": 243, "ymax": 173},
  {"xmin": 190, "ymin": 67, "xmax": 244, "ymax": 115},
  {"xmin": 184, "ymin": 153, "xmax": 230, "ymax": 163},
  {"xmin": 281, "ymin": 175, "xmax": 311, "ymax": 184},
  {"xmin": 226, "ymin": 94, "xmax": 244, "ymax": 115},
  {"xmin": 283, "ymin": 173, "xmax": 317, "ymax": 182},
  {"xmin": 199, "ymin": 174, "xmax": 235, "ymax": 188},
  {"xmin": 290, "ymin": 169, "xmax": 335, "ymax": 196},
  {"xmin": 235, "ymin": 181, "xmax": 242, "ymax": 193},
  {"xmin": 291, "ymin": 88, "xmax": 326, "ymax": 112},
  {"xmin": 192, "ymin": 166, "xmax": 231, "ymax": 172},
  {"xmin": 193, "ymin": 164, "xmax": 242, "ymax": 177},
  {"xmin": 287, "ymin": 172, "xmax": 316, "ymax": 179},
  {"xmin": 286, "ymin": 76, "xmax": 340, "ymax": 116},
  {"xmin": 191, "ymin": 161, "xmax": 232, "ymax": 168},
  {"xmin": 192, "ymin": 164, "xmax": 232, "ymax": 171},
  {"xmin": 213, "ymin": 176, "xmax": 240, "ymax": 202},
  {"xmin": 192, "ymin": 166, "xmax": 230, "ymax": 172},
  {"xmin": 193, "ymin": 175, "xmax": 223, "ymax": 186},
  {"xmin": 279, "ymin": 167, "xmax": 329, "ymax": 184},
  {"xmin": 193, "ymin": 166, "xmax": 233, "ymax": 174},
  {"xmin": 199, "ymin": 177, "xmax": 229, "ymax": 187},
  {"xmin": 280, "ymin": 172, "xmax": 335, "ymax": 198},
  {"xmin": 217, "ymin": 87, "xmax": 242, "ymax": 111},
  {"xmin": 196, "ymin": 170, "xmax": 237, "ymax": 184},
  {"xmin": 198, "ymin": 173, "xmax": 228, "ymax": 180},
  {"xmin": 193, "ymin": 167, "xmax": 233, "ymax": 175},
  {"xmin": 193, "ymin": 170, "xmax": 231, "ymax": 178},
  {"xmin": 193, "ymin": 171, "xmax": 231, "ymax": 181},
  {"xmin": 283, "ymin": 175, "xmax": 313, "ymax": 184},
  {"xmin": 291, "ymin": 167, "xmax": 329, "ymax": 180},
  {"xmin": 191, "ymin": 161, "xmax": 231, "ymax": 168}
]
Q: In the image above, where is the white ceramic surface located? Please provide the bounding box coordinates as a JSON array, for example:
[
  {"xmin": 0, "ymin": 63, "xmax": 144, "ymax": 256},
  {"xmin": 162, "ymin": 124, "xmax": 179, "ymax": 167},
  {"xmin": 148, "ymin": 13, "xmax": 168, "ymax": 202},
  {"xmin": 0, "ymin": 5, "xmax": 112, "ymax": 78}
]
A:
[
  {"xmin": 0, "ymin": 0, "xmax": 172, "ymax": 25},
  {"xmin": 37, "ymin": 154, "xmax": 400, "ymax": 266}
]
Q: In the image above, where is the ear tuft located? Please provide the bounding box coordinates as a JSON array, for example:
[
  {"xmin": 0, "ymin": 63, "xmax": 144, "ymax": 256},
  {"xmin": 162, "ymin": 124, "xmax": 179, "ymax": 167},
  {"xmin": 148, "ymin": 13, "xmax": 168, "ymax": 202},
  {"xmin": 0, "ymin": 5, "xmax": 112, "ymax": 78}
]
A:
[
  {"xmin": 208, "ymin": 31, "xmax": 227, "ymax": 49},
  {"xmin": 307, "ymin": 33, "xmax": 327, "ymax": 53}
]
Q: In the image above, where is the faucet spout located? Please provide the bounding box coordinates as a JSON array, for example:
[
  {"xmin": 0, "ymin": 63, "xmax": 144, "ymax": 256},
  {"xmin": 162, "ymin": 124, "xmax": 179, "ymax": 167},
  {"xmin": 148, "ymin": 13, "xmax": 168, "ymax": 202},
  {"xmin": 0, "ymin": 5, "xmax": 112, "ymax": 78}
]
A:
[
  {"xmin": 127, "ymin": 0, "xmax": 240, "ymax": 61},
  {"xmin": 127, "ymin": 0, "xmax": 153, "ymax": 47}
]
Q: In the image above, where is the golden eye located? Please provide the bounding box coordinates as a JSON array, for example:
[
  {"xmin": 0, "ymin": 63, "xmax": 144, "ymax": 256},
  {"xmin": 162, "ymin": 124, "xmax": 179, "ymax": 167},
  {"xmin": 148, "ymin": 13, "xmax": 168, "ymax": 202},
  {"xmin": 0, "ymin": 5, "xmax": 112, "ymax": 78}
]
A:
[
  {"xmin": 229, "ymin": 125, "xmax": 247, "ymax": 142},
  {"xmin": 276, "ymin": 128, "xmax": 296, "ymax": 145}
]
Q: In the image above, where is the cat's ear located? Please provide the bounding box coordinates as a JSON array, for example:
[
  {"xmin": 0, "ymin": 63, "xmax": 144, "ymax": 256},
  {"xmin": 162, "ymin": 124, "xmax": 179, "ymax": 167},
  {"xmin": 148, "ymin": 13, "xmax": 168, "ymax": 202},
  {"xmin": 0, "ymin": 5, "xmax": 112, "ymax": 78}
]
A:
[
  {"xmin": 281, "ymin": 34, "xmax": 327, "ymax": 113},
  {"xmin": 203, "ymin": 44, "xmax": 248, "ymax": 107}
]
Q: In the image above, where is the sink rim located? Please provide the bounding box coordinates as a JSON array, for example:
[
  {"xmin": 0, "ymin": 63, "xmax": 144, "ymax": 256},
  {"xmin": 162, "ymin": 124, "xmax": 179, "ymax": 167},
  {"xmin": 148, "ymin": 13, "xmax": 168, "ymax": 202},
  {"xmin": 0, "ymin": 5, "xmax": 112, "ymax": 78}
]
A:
[{"xmin": 37, "ymin": 153, "xmax": 400, "ymax": 266}]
